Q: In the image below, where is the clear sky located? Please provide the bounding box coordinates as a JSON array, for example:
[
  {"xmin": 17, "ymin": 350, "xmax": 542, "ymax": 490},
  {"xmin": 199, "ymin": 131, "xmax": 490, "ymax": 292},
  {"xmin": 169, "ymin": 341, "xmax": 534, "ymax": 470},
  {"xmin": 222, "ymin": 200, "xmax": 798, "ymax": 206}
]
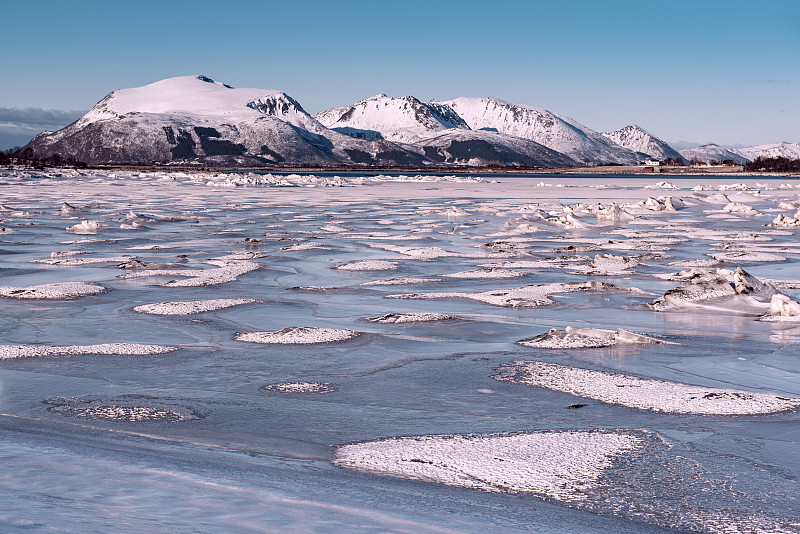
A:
[{"xmin": 1, "ymin": 0, "xmax": 798, "ymax": 149}]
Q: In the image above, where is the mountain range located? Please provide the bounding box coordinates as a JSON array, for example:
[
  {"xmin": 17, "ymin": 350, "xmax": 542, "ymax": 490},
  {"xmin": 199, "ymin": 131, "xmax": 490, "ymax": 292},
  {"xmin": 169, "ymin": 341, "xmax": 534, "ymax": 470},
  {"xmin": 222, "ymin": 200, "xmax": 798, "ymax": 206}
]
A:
[{"xmin": 22, "ymin": 75, "xmax": 798, "ymax": 167}]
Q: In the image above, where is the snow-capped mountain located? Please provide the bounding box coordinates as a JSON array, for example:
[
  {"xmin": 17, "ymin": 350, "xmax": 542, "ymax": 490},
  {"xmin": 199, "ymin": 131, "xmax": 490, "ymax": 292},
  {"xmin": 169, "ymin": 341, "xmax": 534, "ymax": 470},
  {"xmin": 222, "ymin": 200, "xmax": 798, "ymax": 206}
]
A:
[
  {"xmin": 735, "ymin": 142, "xmax": 800, "ymax": 161},
  {"xmin": 602, "ymin": 125, "xmax": 682, "ymax": 161},
  {"xmin": 678, "ymin": 144, "xmax": 751, "ymax": 165},
  {"xmin": 31, "ymin": 74, "xmax": 771, "ymax": 169},
  {"xmin": 439, "ymin": 97, "xmax": 641, "ymax": 165},
  {"xmin": 25, "ymin": 75, "xmax": 425, "ymax": 166},
  {"xmin": 314, "ymin": 94, "xmax": 575, "ymax": 167},
  {"xmin": 314, "ymin": 94, "xmax": 470, "ymax": 143}
]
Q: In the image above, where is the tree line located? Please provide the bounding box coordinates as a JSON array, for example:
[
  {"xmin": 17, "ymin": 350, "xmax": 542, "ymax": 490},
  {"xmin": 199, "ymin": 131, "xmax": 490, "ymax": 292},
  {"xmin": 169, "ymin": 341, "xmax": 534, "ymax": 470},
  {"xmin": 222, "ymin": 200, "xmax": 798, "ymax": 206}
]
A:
[
  {"xmin": 743, "ymin": 156, "xmax": 800, "ymax": 172},
  {"xmin": 0, "ymin": 146, "xmax": 87, "ymax": 168}
]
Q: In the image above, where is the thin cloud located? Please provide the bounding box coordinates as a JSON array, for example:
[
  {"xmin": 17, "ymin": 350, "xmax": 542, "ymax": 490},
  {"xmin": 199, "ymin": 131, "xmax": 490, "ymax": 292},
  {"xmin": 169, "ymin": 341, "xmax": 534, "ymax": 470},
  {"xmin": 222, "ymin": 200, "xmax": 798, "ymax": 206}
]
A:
[{"xmin": 0, "ymin": 107, "xmax": 85, "ymax": 134}]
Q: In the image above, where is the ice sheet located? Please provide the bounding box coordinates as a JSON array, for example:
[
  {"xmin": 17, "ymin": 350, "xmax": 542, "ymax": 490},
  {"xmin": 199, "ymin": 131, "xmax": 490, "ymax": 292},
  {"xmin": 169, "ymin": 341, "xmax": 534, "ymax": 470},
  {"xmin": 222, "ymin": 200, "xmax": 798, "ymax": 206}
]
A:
[{"xmin": 2, "ymin": 169, "xmax": 799, "ymax": 534}]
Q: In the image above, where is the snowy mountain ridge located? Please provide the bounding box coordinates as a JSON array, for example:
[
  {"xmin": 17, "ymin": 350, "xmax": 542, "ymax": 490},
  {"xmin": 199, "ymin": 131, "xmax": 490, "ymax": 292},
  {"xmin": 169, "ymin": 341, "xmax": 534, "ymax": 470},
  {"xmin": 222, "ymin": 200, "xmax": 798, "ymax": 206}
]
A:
[
  {"xmin": 678, "ymin": 144, "xmax": 750, "ymax": 165},
  {"xmin": 439, "ymin": 97, "xmax": 642, "ymax": 165},
  {"xmin": 601, "ymin": 125, "xmax": 682, "ymax": 161},
  {"xmin": 734, "ymin": 142, "xmax": 800, "ymax": 161},
  {"xmin": 25, "ymin": 74, "xmax": 791, "ymax": 168},
  {"xmin": 313, "ymin": 94, "xmax": 471, "ymax": 143}
]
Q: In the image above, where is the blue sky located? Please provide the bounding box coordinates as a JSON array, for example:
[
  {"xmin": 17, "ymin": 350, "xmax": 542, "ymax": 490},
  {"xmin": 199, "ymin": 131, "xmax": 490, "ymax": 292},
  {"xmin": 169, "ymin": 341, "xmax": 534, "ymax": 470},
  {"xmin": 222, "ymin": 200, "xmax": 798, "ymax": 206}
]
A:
[{"xmin": 1, "ymin": 0, "xmax": 798, "ymax": 149}]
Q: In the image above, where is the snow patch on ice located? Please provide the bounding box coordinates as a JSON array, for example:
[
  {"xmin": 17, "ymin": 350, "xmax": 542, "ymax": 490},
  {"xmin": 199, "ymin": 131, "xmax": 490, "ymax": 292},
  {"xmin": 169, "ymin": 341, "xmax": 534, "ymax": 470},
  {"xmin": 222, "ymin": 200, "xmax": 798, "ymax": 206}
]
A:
[
  {"xmin": 368, "ymin": 312, "xmax": 457, "ymax": 324},
  {"xmin": 335, "ymin": 430, "xmax": 643, "ymax": 502},
  {"xmin": 388, "ymin": 281, "xmax": 643, "ymax": 308},
  {"xmin": 520, "ymin": 326, "xmax": 668, "ymax": 349},
  {"xmin": 260, "ymin": 382, "xmax": 339, "ymax": 394},
  {"xmin": 334, "ymin": 260, "xmax": 398, "ymax": 271},
  {"xmin": 0, "ymin": 343, "xmax": 177, "ymax": 359},
  {"xmin": 133, "ymin": 298, "xmax": 257, "ymax": 315},
  {"xmin": 0, "ymin": 281, "xmax": 107, "ymax": 300},
  {"xmin": 494, "ymin": 361, "xmax": 800, "ymax": 415},
  {"xmin": 235, "ymin": 327, "xmax": 359, "ymax": 344}
]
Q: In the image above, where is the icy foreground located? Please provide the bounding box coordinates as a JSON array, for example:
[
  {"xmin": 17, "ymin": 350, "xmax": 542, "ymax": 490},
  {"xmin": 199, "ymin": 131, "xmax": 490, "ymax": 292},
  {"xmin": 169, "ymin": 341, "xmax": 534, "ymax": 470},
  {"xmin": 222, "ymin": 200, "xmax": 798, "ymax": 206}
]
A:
[
  {"xmin": 1, "ymin": 169, "xmax": 800, "ymax": 534},
  {"xmin": 335, "ymin": 431, "xmax": 643, "ymax": 501},
  {"xmin": 494, "ymin": 361, "xmax": 800, "ymax": 414}
]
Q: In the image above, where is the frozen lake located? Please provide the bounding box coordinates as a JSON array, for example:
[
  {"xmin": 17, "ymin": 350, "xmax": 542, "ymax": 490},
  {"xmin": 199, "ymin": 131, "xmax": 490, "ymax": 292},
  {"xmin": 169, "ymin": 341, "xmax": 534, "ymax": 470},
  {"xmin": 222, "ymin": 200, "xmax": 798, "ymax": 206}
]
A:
[{"xmin": 1, "ymin": 169, "xmax": 799, "ymax": 533}]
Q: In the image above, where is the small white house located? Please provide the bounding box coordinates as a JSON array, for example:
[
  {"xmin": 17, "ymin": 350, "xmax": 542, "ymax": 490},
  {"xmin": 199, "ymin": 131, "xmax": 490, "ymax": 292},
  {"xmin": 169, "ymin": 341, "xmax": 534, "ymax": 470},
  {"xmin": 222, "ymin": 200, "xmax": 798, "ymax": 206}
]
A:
[{"xmin": 643, "ymin": 158, "xmax": 661, "ymax": 166}]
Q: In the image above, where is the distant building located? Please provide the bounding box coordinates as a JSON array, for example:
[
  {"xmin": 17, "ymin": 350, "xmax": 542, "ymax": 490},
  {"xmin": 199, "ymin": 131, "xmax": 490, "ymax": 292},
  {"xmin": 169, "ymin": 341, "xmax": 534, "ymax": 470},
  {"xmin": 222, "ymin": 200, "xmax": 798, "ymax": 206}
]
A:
[{"xmin": 643, "ymin": 158, "xmax": 661, "ymax": 166}]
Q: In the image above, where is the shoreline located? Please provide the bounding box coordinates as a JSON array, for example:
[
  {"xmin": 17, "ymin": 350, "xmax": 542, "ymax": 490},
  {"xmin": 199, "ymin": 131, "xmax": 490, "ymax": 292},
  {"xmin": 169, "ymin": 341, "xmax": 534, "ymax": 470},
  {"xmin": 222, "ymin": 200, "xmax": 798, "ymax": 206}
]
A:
[{"xmin": 3, "ymin": 163, "xmax": 799, "ymax": 178}]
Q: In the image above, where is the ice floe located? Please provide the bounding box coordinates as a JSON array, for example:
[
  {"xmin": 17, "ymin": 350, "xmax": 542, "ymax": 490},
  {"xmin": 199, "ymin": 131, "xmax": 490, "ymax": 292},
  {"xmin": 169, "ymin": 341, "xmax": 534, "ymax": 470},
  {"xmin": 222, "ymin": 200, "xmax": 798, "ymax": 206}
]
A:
[
  {"xmin": 722, "ymin": 202, "xmax": 761, "ymax": 215},
  {"xmin": 388, "ymin": 281, "xmax": 643, "ymax": 308},
  {"xmin": 260, "ymin": 382, "xmax": 340, "ymax": 394},
  {"xmin": 0, "ymin": 343, "xmax": 177, "ymax": 359},
  {"xmin": 519, "ymin": 326, "xmax": 668, "ymax": 348},
  {"xmin": 493, "ymin": 361, "xmax": 800, "ymax": 415},
  {"xmin": 644, "ymin": 181, "xmax": 679, "ymax": 190},
  {"xmin": 368, "ymin": 313, "xmax": 457, "ymax": 324},
  {"xmin": 360, "ymin": 277, "xmax": 440, "ymax": 286},
  {"xmin": 32, "ymin": 255, "xmax": 133, "ymax": 266},
  {"xmin": 666, "ymin": 258, "xmax": 721, "ymax": 268},
  {"xmin": 44, "ymin": 395, "xmax": 203, "ymax": 422},
  {"xmin": 442, "ymin": 268, "xmax": 528, "ymax": 279},
  {"xmin": 772, "ymin": 212, "xmax": 800, "ymax": 228},
  {"xmin": 758, "ymin": 294, "xmax": 800, "ymax": 322},
  {"xmin": 334, "ymin": 259, "xmax": 398, "ymax": 271},
  {"xmin": 368, "ymin": 244, "xmax": 461, "ymax": 259},
  {"xmin": 235, "ymin": 327, "xmax": 360, "ymax": 344},
  {"xmin": 0, "ymin": 281, "xmax": 107, "ymax": 300},
  {"xmin": 335, "ymin": 430, "xmax": 643, "ymax": 502},
  {"xmin": 711, "ymin": 250, "xmax": 786, "ymax": 262},
  {"xmin": 66, "ymin": 220, "xmax": 104, "ymax": 234},
  {"xmin": 649, "ymin": 267, "xmax": 779, "ymax": 314},
  {"xmin": 567, "ymin": 254, "xmax": 640, "ymax": 276},
  {"xmin": 133, "ymin": 298, "xmax": 257, "ymax": 316},
  {"xmin": 59, "ymin": 202, "xmax": 87, "ymax": 216},
  {"xmin": 280, "ymin": 241, "xmax": 330, "ymax": 251},
  {"xmin": 118, "ymin": 259, "xmax": 259, "ymax": 287}
]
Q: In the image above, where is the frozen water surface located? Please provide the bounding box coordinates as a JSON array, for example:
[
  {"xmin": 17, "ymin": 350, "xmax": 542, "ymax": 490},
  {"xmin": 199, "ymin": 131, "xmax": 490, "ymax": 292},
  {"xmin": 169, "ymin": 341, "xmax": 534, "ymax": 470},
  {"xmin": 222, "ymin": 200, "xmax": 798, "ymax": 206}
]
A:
[{"xmin": 1, "ymin": 169, "xmax": 799, "ymax": 533}]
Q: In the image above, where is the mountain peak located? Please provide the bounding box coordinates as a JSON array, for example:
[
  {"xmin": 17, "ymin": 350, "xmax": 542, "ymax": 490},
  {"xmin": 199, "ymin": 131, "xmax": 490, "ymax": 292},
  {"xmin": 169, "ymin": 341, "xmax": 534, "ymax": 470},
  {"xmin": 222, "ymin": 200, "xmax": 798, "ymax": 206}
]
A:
[
  {"xmin": 195, "ymin": 75, "xmax": 233, "ymax": 88},
  {"xmin": 602, "ymin": 125, "xmax": 680, "ymax": 160},
  {"xmin": 443, "ymin": 97, "xmax": 640, "ymax": 165},
  {"xmin": 314, "ymin": 93, "xmax": 469, "ymax": 143}
]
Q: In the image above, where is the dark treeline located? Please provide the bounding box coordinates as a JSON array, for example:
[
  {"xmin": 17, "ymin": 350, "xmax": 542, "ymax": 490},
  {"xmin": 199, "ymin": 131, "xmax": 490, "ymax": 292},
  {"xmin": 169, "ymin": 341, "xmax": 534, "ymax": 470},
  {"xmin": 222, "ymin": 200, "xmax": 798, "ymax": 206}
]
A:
[
  {"xmin": 0, "ymin": 146, "xmax": 88, "ymax": 168},
  {"xmin": 744, "ymin": 156, "xmax": 800, "ymax": 172}
]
